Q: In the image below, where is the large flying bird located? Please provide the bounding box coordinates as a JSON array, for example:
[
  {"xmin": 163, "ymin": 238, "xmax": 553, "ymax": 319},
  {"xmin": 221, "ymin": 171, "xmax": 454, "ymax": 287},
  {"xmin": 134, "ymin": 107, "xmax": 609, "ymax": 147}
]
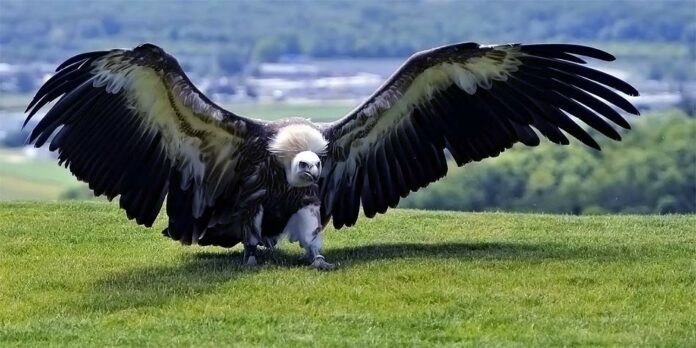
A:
[{"xmin": 25, "ymin": 42, "xmax": 639, "ymax": 269}]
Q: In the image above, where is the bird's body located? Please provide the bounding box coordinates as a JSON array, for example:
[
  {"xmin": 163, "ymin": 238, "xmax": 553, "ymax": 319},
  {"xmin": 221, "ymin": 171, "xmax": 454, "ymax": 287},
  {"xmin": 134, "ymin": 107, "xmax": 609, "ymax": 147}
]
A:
[
  {"xmin": 25, "ymin": 42, "xmax": 639, "ymax": 269},
  {"xmin": 163, "ymin": 116, "xmax": 331, "ymax": 266},
  {"xmin": 169, "ymin": 118, "xmax": 322, "ymax": 256}
]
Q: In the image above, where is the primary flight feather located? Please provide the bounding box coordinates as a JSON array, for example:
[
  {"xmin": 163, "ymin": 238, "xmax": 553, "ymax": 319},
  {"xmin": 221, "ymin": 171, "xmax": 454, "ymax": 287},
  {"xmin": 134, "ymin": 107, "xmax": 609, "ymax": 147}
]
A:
[{"xmin": 25, "ymin": 42, "xmax": 639, "ymax": 269}]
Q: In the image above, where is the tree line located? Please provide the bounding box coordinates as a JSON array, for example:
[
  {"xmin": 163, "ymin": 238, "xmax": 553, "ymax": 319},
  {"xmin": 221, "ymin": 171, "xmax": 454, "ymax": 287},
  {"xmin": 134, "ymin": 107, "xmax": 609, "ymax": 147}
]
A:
[{"xmin": 402, "ymin": 110, "xmax": 695, "ymax": 214}]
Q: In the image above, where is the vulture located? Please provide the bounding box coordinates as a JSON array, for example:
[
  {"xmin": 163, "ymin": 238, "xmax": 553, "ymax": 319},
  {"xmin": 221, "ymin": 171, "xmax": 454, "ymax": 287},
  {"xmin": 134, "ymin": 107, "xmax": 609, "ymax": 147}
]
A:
[{"xmin": 25, "ymin": 42, "xmax": 639, "ymax": 269}]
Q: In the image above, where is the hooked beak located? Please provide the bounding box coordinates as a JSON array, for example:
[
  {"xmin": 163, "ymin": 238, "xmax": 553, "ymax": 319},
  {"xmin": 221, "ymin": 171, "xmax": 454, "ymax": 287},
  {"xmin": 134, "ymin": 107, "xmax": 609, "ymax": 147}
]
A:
[{"xmin": 303, "ymin": 166, "xmax": 320, "ymax": 182}]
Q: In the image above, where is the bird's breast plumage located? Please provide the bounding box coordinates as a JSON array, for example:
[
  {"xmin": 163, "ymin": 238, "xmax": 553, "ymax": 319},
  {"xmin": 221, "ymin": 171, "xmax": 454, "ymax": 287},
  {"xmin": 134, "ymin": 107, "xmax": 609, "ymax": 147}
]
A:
[{"xmin": 260, "ymin": 184, "xmax": 321, "ymax": 238}]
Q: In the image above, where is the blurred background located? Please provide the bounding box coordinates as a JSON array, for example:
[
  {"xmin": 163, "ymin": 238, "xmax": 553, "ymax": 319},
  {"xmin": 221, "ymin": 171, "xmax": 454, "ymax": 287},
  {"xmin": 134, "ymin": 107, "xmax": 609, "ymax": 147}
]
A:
[{"xmin": 0, "ymin": 0, "xmax": 694, "ymax": 214}]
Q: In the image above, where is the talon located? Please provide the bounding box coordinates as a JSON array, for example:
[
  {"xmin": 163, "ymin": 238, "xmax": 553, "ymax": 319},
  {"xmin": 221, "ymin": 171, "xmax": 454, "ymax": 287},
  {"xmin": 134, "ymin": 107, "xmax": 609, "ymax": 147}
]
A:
[{"xmin": 310, "ymin": 255, "xmax": 336, "ymax": 271}]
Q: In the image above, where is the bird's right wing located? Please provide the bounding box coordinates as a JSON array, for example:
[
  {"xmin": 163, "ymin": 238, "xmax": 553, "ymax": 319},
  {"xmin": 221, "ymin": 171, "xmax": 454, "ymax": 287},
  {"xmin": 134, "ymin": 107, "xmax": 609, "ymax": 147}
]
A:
[
  {"xmin": 25, "ymin": 44, "xmax": 266, "ymax": 226},
  {"xmin": 319, "ymin": 42, "xmax": 640, "ymax": 229}
]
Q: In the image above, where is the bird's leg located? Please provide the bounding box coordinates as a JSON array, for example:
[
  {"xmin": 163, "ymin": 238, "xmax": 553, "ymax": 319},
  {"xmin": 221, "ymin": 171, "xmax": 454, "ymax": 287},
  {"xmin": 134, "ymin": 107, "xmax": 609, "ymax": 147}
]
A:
[
  {"xmin": 302, "ymin": 226, "xmax": 334, "ymax": 270},
  {"xmin": 287, "ymin": 205, "xmax": 335, "ymax": 270},
  {"xmin": 243, "ymin": 243, "xmax": 260, "ymax": 266},
  {"xmin": 308, "ymin": 249, "xmax": 335, "ymax": 271},
  {"xmin": 243, "ymin": 207, "xmax": 264, "ymax": 266}
]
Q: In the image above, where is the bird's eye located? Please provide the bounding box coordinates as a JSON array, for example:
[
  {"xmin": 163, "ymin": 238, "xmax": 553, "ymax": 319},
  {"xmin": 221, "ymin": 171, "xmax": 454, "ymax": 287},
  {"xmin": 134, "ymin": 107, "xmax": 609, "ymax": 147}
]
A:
[{"xmin": 299, "ymin": 161, "xmax": 308, "ymax": 169}]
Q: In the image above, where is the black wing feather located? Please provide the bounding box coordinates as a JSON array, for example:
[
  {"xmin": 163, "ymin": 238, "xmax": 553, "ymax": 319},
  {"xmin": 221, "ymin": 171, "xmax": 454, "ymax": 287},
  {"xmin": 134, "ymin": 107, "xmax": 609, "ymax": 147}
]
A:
[
  {"xmin": 25, "ymin": 44, "xmax": 261, "ymax": 231},
  {"xmin": 320, "ymin": 42, "xmax": 640, "ymax": 228}
]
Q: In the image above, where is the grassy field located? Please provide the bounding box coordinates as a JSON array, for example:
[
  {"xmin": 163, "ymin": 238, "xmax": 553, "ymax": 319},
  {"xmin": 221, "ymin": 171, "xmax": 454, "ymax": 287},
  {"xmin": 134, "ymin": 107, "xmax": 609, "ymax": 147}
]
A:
[
  {"xmin": 0, "ymin": 149, "xmax": 86, "ymax": 200},
  {"xmin": 1, "ymin": 202, "xmax": 694, "ymax": 346}
]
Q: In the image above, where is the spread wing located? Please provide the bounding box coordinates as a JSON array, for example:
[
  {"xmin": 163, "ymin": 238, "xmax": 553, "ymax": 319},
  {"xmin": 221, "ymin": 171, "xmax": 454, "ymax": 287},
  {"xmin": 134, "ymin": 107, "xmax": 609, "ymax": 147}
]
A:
[
  {"xmin": 319, "ymin": 42, "xmax": 640, "ymax": 229},
  {"xmin": 25, "ymin": 43, "xmax": 266, "ymax": 227}
]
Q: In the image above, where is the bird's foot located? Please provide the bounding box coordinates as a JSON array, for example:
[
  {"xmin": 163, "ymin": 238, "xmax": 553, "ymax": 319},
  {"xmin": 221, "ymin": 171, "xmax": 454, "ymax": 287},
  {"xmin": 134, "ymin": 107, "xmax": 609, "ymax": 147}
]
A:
[
  {"xmin": 244, "ymin": 255, "xmax": 260, "ymax": 267},
  {"xmin": 309, "ymin": 255, "xmax": 336, "ymax": 271},
  {"xmin": 243, "ymin": 245, "xmax": 261, "ymax": 267}
]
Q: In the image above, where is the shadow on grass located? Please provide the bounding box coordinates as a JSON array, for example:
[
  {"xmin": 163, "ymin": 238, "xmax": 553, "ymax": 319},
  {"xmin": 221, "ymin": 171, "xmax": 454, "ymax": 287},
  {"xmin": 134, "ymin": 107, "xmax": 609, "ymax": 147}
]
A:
[{"xmin": 84, "ymin": 241, "xmax": 613, "ymax": 313}]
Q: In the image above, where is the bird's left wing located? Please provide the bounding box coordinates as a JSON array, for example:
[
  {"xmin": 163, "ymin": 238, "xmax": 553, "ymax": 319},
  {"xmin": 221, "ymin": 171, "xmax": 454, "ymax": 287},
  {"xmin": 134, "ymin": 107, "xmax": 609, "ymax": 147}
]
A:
[
  {"xmin": 319, "ymin": 42, "xmax": 640, "ymax": 229},
  {"xmin": 24, "ymin": 44, "xmax": 266, "ymax": 227}
]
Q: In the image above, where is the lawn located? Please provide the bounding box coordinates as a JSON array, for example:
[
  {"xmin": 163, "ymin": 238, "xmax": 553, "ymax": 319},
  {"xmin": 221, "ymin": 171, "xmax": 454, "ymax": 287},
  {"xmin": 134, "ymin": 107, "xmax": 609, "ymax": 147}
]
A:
[
  {"xmin": 0, "ymin": 149, "xmax": 87, "ymax": 200},
  {"xmin": 0, "ymin": 202, "xmax": 694, "ymax": 346}
]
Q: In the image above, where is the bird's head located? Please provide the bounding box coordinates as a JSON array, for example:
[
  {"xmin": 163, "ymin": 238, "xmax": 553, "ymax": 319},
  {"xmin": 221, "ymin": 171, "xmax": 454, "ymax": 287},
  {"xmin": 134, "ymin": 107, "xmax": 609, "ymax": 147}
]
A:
[{"xmin": 287, "ymin": 151, "xmax": 321, "ymax": 187}]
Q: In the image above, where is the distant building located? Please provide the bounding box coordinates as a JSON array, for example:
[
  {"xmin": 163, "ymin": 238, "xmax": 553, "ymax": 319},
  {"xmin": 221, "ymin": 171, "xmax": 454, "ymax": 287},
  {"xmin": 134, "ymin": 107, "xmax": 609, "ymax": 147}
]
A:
[
  {"xmin": 247, "ymin": 58, "xmax": 403, "ymax": 102},
  {"xmin": 0, "ymin": 57, "xmax": 691, "ymax": 111}
]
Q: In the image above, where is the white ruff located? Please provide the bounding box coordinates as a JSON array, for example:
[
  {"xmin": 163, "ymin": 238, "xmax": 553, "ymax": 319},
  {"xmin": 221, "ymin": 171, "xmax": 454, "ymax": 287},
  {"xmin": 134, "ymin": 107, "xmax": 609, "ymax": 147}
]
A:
[{"xmin": 268, "ymin": 124, "xmax": 328, "ymax": 165}]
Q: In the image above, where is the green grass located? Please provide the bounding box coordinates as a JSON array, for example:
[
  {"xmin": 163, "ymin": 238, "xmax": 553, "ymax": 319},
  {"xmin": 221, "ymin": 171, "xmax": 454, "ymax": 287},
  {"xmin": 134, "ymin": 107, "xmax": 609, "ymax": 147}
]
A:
[
  {"xmin": 1, "ymin": 202, "xmax": 694, "ymax": 346},
  {"xmin": 0, "ymin": 149, "xmax": 86, "ymax": 200},
  {"xmin": 0, "ymin": 151, "xmax": 79, "ymax": 186},
  {"xmin": 0, "ymin": 176, "xmax": 67, "ymax": 200}
]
